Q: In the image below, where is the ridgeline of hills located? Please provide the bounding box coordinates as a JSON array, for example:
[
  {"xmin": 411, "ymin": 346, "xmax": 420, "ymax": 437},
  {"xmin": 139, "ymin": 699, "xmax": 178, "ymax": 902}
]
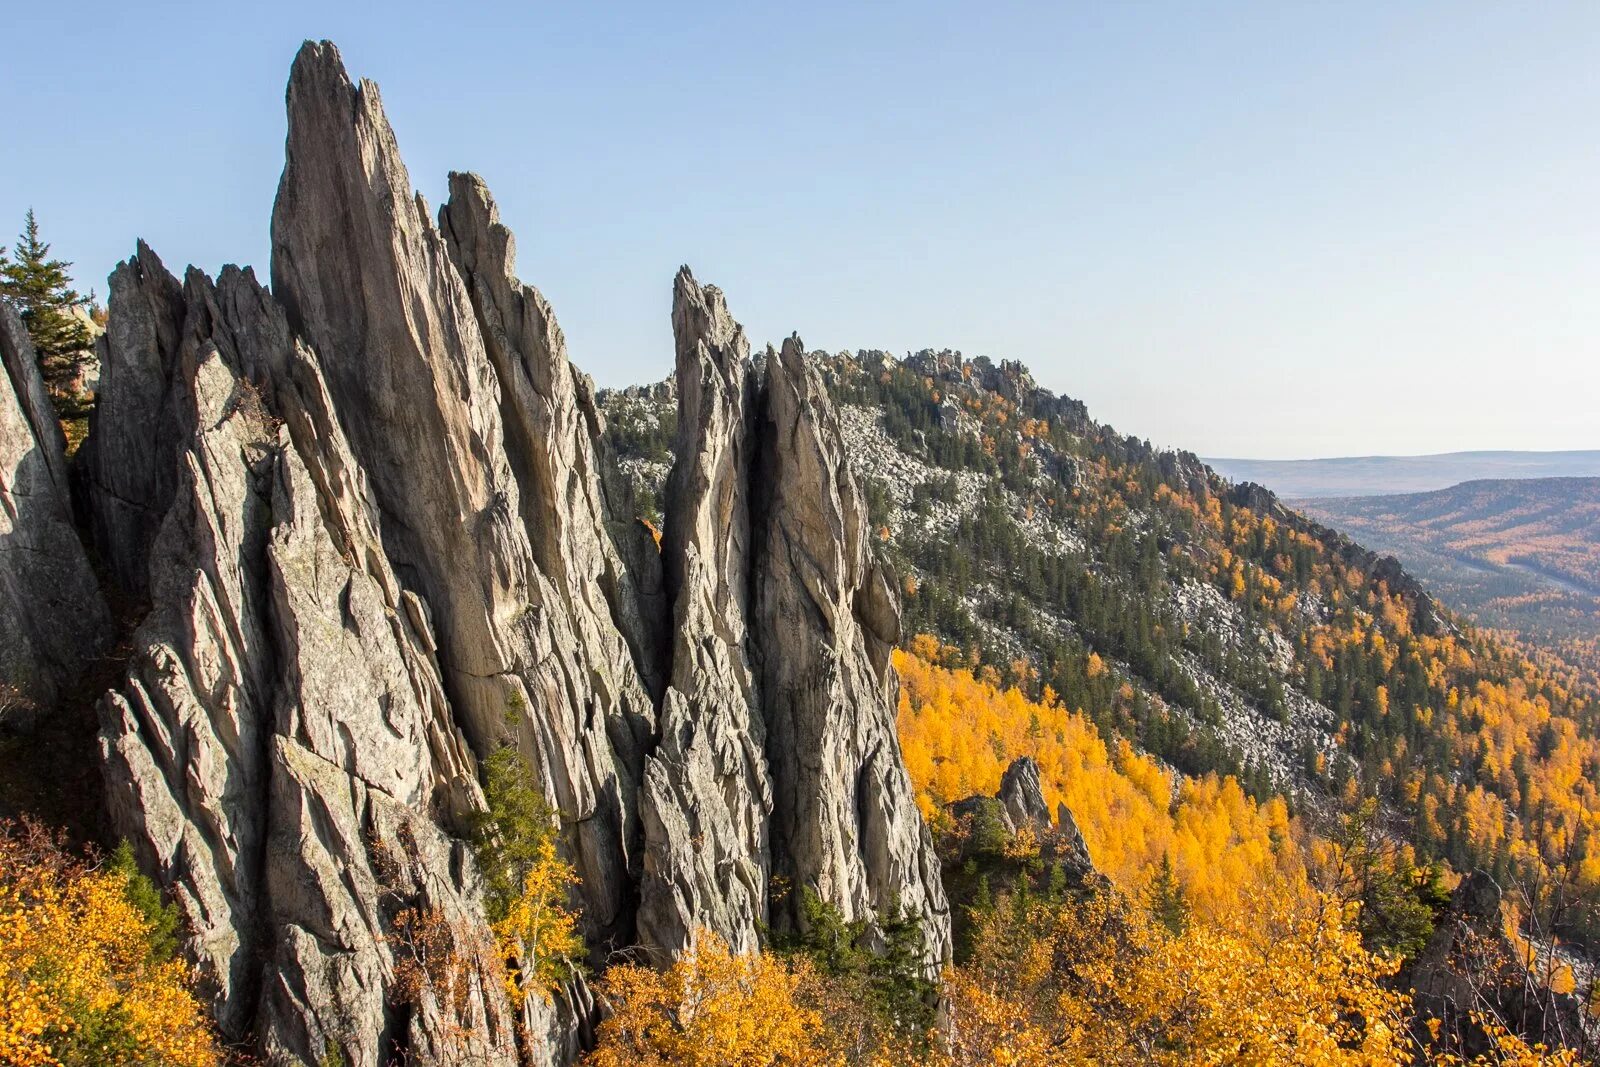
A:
[
  {"xmin": 4, "ymin": 39, "xmax": 1600, "ymax": 1067},
  {"xmin": 1207, "ymin": 449, "xmax": 1600, "ymax": 498}
]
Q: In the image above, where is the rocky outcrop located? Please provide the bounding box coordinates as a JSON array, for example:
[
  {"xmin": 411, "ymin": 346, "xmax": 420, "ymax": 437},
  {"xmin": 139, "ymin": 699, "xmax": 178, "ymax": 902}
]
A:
[
  {"xmin": 96, "ymin": 332, "xmax": 279, "ymax": 1037},
  {"xmin": 439, "ymin": 171, "xmax": 668, "ymax": 701},
  {"xmin": 0, "ymin": 305, "xmax": 109, "ymax": 711},
  {"xmin": 77, "ymin": 242, "xmax": 190, "ymax": 603},
  {"xmin": 1, "ymin": 306, "xmax": 70, "ymax": 495},
  {"xmin": 755, "ymin": 336, "xmax": 949, "ymax": 961},
  {"xmin": 948, "ymin": 758, "xmax": 1095, "ymax": 883},
  {"xmin": 997, "ymin": 756, "xmax": 1052, "ymax": 834},
  {"xmin": 0, "ymin": 37, "xmax": 960, "ymax": 1066},
  {"xmin": 90, "ymin": 257, "xmax": 520, "ymax": 1064},
  {"xmin": 1410, "ymin": 871, "xmax": 1595, "ymax": 1055}
]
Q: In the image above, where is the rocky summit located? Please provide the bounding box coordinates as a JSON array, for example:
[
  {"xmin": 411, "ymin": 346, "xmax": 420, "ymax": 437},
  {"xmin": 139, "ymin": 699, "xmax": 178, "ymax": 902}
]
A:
[{"xmin": 0, "ymin": 40, "xmax": 946, "ymax": 1067}]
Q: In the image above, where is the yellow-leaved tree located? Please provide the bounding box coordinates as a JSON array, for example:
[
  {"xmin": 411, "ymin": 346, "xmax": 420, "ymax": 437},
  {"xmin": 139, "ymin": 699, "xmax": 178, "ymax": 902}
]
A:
[
  {"xmin": 587, "ymin": 929, "xmax": 823, "ymax": 1067},
  {"xmin": 895, "ymin": 642, "xmax": 1305, "ymax": 921},
  {"xmin": 0, "ymin": 821, "xmax": 219, "ymax": 1067},
  {"xmin": 493, "ymin": 836, "xmax": 585, "ymax": 1007},
  {"xmin": 469, "ymin": 746, "xmax": 584, "ymax": 1007}
]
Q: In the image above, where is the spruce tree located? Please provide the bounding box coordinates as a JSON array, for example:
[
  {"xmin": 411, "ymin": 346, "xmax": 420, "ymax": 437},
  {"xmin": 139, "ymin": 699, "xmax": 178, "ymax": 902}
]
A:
[
  {"xmin": 1148, "ymin": 852, "xmax": 1189, "ymax": 935},
  {"xmin": 0, "ymin": 209, "xmax": 94, "ymax": 417}
]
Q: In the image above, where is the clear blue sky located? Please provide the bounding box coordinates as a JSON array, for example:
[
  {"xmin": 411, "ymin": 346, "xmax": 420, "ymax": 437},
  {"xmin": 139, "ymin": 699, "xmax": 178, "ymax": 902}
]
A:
[{"xmin": 4, "ymin": 1, "xmax": 1596, "ymax": 458}]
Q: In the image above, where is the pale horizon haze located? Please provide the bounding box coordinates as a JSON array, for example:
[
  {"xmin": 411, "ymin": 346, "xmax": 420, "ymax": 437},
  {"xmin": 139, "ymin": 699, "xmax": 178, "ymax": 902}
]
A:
[{"xmin": 2, "ymin": 1, "xmax": 1595, "ymax": 459}]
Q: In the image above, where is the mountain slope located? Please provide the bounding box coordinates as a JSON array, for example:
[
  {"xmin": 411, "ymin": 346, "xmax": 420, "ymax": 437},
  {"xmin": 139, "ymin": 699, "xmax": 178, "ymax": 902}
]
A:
[{"xmin": 4, "ymin": 37, "xmax": 1600, "ymax": 1067}]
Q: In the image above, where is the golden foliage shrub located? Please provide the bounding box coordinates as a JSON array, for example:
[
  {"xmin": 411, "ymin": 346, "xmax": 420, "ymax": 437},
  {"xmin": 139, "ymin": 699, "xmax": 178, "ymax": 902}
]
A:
[
  {"xmin": 587, "ymin": 929, "xmax": 823, "ymax": 1067},
  {"xmin": 947, "ymin": 884, "xmax": 1413, "ymax": 1067}
]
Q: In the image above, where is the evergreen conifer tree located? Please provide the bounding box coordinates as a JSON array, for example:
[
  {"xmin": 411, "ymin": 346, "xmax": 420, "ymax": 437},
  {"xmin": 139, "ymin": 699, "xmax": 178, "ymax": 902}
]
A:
[
  {"xmin": 1148, "ymin": 852, "xmax": 1189, "ymax": 935},
  {"xmin": 0, "ymin": 209, "xmax": 94, "ymax": 417}
]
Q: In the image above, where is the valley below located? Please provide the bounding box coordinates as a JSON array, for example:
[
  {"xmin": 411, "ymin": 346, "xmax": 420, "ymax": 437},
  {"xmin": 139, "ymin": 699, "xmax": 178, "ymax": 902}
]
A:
[{"xmin": 1301, "ymin": 478, "xmax": 1600, "ymax": 669}]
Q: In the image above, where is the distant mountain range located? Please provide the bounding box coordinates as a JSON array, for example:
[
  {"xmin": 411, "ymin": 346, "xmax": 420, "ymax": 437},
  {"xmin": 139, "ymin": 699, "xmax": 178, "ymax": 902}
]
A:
[
  {"xmin": 1205, "ymin": 450, "xmax": 1600, "ymax": 499},
  {"xmin": 1299, "ymin": 477, "xmax": 1600, "ymax": 654}
]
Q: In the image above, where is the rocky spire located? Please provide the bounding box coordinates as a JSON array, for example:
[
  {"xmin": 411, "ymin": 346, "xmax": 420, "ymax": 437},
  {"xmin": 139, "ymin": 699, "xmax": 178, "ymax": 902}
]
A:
[
  {"xmin": 439, "ymin": 171, "xmax": 668, "ymax": 699},
  {"xmin": 636, "ymin": 268, "xmax": 773, "ymax": 956},
  {"xmin": 998, "ymin": 755, "xmax": 1053, "ymax": 834},
  {"xmin": 270, "ymin": 40, "xmax": 655, "ymax": 947},
  {"xmin": 754, "ymin": 335, "xmax": 950, "ymax": 963},
  {"xmin": 76, "ymin": 241, "xmax": 189, "ymax": 602}
]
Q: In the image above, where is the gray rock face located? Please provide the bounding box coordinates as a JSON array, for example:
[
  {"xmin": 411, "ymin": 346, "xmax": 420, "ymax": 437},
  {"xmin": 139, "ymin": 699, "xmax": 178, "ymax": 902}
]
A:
[
  {"xmin": 271, "ymin": 41, "xmax": 656, "ymax": 949},
  {"xmin": 637, "ymin": 269, "xmax": 773, "ymax": 957},
  {"xmin": 26, "ymin": 36, "xmax": 952, "ymax": 1067},
  {"xmin": 259, "ymin": 44, "xmax": 642, "ymax": 1048},
  {"xmin": 0, "ymin": 304, "xmax": 109, "ymax": 710},
  {"xmin": 77, "ymin": 242, "xmax": 189, "ymax": 602},
  {"xmin": 96, "ymin": 339, "xmax": 279, "ymax": 1036},
  {"xmin": 92, "ymin": 263, "xmax": 519, "ymax": 1065},
  {"xmin": 1054, "ymin": 802, "xmax": 1094, "ymax": 873},
  {"xmin": 439, "ymin": 171, "xmax": 668, "ymax": 702},
  {"xmin": 754, "ymin": 336, "xmax": 950, "ymax": 962},
  {"xmin": 949, "ymin": 759, "xmax": 1094, "ymax": 882}
]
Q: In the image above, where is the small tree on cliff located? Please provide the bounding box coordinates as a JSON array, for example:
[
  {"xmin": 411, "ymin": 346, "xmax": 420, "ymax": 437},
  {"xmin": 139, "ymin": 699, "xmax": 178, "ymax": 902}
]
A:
[{"xmin": 0, "ymin": 209, "xmax": 94, "ymax": 417}]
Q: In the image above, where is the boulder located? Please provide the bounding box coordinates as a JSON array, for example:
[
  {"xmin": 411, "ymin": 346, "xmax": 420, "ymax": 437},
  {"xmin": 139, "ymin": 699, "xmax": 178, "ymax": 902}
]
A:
[{"xmin": 997, "ymin": 756, "xmax": 1051, "ymax": 834}]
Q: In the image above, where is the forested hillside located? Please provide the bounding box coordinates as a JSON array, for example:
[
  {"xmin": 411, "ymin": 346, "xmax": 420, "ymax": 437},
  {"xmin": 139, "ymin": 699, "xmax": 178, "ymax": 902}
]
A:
[{"xmin": 604, "ymin": 346, "xmax": 1600, "ymax": 1058}]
